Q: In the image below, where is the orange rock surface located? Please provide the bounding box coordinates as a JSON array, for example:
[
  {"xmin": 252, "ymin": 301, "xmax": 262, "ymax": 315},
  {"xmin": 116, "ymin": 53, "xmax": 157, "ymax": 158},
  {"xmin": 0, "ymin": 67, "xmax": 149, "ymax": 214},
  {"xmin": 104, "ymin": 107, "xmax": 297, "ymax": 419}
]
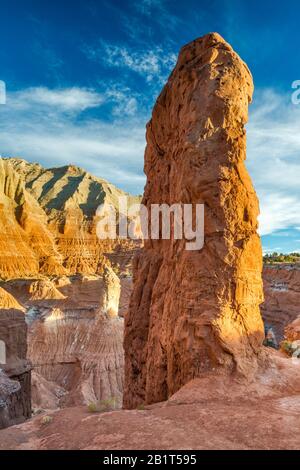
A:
[
  {"xmin": 124, "ymin": 33, "xmax": 265, "ymax": 408},
  {"xmin": 0, "ymin": 157, "xmax": 140, "ymax": 280},
  {"xmin": 0, "ymin": 158, "xmax": 139, "ymax": 413},
  {"xmin": 284, "ymin": 316, "xmax": 300, "ymax": 342},
  {"xmin": 1, "ymin": 352, "xmax": 300, "ymax": 450}
]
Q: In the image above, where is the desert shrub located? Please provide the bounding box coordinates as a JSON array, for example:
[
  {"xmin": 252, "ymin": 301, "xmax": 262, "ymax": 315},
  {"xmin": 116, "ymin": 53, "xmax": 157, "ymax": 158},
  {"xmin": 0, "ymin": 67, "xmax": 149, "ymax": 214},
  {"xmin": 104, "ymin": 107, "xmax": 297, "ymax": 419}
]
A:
[
  {"xmin": 87, "ymin": 402, "xmax": 99, "ymax": 413},
  {"xmin": 136, "ymin": 403, "xmax": 145, "ymax": 411},
  {"xmin": 281, "ymin": 340, "xmax": 293, "ymax": 355},
  {"xmin": 41, "ymin": 415, "xmax": 53, "ymax": 425},
  {"xmin": 87, "ymin": 397, "xmax": 118, "ymax": 413},
  {"xmin": 280, "ymin": 340, "xmax": 300, "ymax": 356},
  {"xmin": 98, "ymin": 397, "xmax": 117, "ymax": 411}
]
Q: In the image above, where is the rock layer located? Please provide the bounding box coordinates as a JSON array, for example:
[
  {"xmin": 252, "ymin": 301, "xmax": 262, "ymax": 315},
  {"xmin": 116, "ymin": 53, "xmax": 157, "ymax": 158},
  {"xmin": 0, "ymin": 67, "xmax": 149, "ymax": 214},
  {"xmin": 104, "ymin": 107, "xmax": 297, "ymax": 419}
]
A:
[
  {"xmin": 2, "ymin": 268, "xmax": 124, "ymax": 409},
  {"xmin": 124, "ymin": 33, "xmax": 264, "ymax": 408},
  {"xmin": 0, "ymin": 157, "xmax": 140, "ymax": 280},
  {"xmin": 0, "ymin": 309, "xmax": 31, "ymax": 429},
  {"xmin": 262, "ymin": 265, "xmax": 300, "ymax": 341},
  {"xmin": 284, "ymin": 315, "xmax": 300, "ymax": 342}
]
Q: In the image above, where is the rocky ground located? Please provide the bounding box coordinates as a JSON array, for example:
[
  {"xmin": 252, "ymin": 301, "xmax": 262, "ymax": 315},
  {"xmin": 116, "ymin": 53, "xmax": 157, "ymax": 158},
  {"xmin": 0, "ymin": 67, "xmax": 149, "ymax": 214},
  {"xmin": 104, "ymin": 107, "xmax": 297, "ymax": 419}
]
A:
[{"xmin": 1, "ymin": 352, "xmax": 300, "ymax": 450}]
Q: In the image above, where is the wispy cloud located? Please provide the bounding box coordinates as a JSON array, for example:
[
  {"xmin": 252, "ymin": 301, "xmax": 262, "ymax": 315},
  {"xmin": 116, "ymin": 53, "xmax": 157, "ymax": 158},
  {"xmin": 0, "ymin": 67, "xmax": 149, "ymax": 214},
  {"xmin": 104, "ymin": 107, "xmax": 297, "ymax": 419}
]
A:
[
  {"xmin": 85, "ymin": 42, "xmax": 177, "ymax": 85},
  {"xmin": 247, "ymin": 88, "xmax": 300, "ymax": 236},
  {"xmin": 1, "ymin": 84, "xmax": 300, "ymax": 233},
  {"xmin": 134, "ymin": 0, "xmax": 162, "ymax": 15},
  {"xmin": 103, "ymin": 84, "xmax": 139, "ymax": 117},
  {"xmin": 0, "ymin": 86, "xmax": 146, "ymax": 193},
  {"xmin": 132, "ymin": 0, "xmax": 181, "ymax": 33},
  {"xmin": 9, "ymin": 87, "xmax": 104, "ymax": 112}
]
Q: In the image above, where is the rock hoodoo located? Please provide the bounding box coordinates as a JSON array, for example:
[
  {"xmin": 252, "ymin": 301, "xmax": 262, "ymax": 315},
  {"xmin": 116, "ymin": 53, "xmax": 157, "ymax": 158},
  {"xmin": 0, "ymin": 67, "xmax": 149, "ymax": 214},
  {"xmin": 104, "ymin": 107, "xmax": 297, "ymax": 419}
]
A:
[{"xmin": 124, "ymin": 33, "xmax": 265, "ymax": 408}]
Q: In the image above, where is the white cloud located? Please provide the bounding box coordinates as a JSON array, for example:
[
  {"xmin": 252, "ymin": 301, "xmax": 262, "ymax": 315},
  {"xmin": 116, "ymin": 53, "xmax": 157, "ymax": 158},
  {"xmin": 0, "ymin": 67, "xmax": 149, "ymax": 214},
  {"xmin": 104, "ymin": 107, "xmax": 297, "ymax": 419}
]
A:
[
  {"xmin": 85, "ymin": 42, "xmax": 177, "ymax": 85},
  {"xmin": 134, "ymin": 0, "xmax": 162, "ymax": 15},
  {"xmin": 247, "ymin": 88, "xmax": 300, "ymax": 236},
  {"xmin": 8, "ymin": 87, "xmax": 105, "ymax": 112},
  {"xmin": 104, "ymin": 85, "xmax": 139, "ymax": 117},
  {"xmin": 1, "ymin": 84, "xmax": 300, "ymax": 233},
  {"xmin": 0, "ymin": 86, "xmax": 146, "ymax": 193},
  {"xmin": 132, "ymin": 0, "xmax": 181, "ymax": 32}
]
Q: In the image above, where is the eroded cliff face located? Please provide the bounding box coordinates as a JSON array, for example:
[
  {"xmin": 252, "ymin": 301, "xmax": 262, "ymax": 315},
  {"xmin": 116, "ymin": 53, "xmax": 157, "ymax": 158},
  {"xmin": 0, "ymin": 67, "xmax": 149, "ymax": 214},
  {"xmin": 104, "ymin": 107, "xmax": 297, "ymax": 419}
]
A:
[
  {"xmin": 2, "ymin": 267, "xmax": 123, "ymax": 409},
  {"xmin": 262, "ymin": 265, "xmax": 300, "ymax": 341},
  {"xmin": 284, "ymin": 315, "xmax": 300, "ymax": 342},
  {"xmin": 124, "ymin": 33, "xmax": 265, "ymax": 408},
  {"xmin": 0, "ymin": 158, "xmax": 141, "ymax": 412},
  {"xmin": 0, "ymin": 157, "xmax": 140, "ymax": 280},
  {"xmin": 0, "ymin": 159, "xmax": 64, "ymax": 278},
  {"xmin": 0, "ymin": 308, "xmax": 31, "ymax": 429}
]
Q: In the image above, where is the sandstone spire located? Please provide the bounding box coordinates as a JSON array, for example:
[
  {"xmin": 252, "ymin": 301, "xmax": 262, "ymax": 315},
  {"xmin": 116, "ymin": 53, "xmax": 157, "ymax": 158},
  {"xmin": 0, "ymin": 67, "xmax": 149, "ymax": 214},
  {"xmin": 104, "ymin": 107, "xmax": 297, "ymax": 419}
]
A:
[{"xmin": 124, "ymin": 33, "xmax": 264, "ymax": 408}]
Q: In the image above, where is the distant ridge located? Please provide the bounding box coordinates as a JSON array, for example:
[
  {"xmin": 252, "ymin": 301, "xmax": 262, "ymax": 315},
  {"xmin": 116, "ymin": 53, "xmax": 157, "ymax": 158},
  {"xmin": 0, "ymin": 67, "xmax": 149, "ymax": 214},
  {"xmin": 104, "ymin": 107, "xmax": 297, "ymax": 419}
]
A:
[{"xmin": 0, "ymin": 157, "xmax": 140, "ymax": 280}]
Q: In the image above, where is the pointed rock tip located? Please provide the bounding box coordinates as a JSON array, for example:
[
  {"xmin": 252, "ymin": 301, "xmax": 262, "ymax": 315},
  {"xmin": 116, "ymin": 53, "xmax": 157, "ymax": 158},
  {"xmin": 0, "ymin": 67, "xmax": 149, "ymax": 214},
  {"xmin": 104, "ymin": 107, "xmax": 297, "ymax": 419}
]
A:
[
  {"xmin": 182, "ymin": 32, "xmax": 230, "ymax": 50},
  {"xmin": 178, "ymin": 32, "xmax": 233, "ymax": 65}
]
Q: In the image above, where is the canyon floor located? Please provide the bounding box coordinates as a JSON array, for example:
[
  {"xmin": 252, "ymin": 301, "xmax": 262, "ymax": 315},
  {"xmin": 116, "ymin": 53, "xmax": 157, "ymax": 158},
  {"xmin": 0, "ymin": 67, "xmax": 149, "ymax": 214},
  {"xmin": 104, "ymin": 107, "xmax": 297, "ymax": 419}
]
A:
[{"xmin": 1, "ymin": 352, "xmax": 300, "ymax": 450}]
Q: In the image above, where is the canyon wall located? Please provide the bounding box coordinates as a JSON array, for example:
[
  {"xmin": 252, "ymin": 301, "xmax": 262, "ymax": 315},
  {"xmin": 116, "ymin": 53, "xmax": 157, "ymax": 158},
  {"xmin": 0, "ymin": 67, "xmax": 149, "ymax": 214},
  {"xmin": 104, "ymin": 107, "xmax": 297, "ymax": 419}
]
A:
[
  {"xmin": 262, "ymin": 264, "xmax": 300, "ymax": 341},
  {"xmin": 27, "ymin": 269, "xmax": 124, "ymax": 408},
  {"xmin": 124, "ymin": 32, "xmax": 265, "ymax": 408},
  {"xmin": 0, "ymin": 309, "xmax": 31, "ymax": 429},
  {"xmin": 2, "ymin": 268, "xmax": 123, "ymax": 409},
  {"xmin": 0, "ymin": 157, "xmax": 140, "ymax": 412},
  {"xmin": 0, "ymin": 157, "xmax": 140, "ymax": 280}
]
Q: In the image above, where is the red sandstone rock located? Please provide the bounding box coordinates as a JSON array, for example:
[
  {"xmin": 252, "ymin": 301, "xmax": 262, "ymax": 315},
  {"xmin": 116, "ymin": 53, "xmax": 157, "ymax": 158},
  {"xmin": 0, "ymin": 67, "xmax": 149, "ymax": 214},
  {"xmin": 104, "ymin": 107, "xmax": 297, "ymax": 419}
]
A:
[
  {"xmin": 284, "ymin": 315, "xmax": 300, "ymax": 342},
  {"xmin": 0, "ymin": 287, "xmax": 25, "ymax": 311},
  {"xmin": 124, "ymin": 33, "xmax": 265, "ymax": 408},
  {"xmin": 1, "ymin": 353, "xmax": 300, "ymax": 450},
  {"xmin": 0, "ymin": 157, "xmax": 140, "ymax": 280}
]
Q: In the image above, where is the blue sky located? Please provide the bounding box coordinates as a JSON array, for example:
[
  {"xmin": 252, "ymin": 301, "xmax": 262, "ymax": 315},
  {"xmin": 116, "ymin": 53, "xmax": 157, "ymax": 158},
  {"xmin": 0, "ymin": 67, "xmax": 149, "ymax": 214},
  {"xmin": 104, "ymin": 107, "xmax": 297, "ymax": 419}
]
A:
[{"xmin": 1, "ymin": 0, "xmax": 300, "ymax": 253}]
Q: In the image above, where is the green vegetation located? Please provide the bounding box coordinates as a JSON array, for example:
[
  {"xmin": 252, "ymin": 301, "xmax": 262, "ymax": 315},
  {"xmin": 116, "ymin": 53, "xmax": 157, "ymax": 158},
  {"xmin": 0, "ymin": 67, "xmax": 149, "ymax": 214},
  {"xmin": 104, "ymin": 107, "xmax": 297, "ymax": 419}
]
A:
[
  {"xmin": 87, "ymin": 397, "xmax": 118, "ymax": 413},
  {"xmin": 263, "ymin": 252, "xmax": 300, "ymax": 264},
  {"xmin": 40, "ymin": 415, "xmax": 53, "ymax": 425},
  {"xmin": 281, "ymin": 340, "xmax": 294, "ymax": 355},
  {"xmin": 87, "ymin": 402, "xmax": 99, "ymax": 413}
]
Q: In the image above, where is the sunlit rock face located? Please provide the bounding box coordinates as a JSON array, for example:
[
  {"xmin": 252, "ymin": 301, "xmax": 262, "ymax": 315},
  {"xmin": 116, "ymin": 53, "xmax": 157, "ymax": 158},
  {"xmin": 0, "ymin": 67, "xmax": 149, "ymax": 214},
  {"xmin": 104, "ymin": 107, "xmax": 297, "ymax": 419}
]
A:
[
  {"xmin": 0, "ymin": 157, "xmax": 140, "ymax": 280},
  {"xmin": 0, "ymin": 159, "xmax": 64, "ymax": 279},
  {"xmin": 124, "ymin": 33, "xmax": 265, "ymax": 409},
  {"xmin": 0, "ymin": 157, "xmax": 140, "ymax": 412},
  {"xmin": 0, "ymin": 309, "xmax": 31, "ymax": 429}
]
